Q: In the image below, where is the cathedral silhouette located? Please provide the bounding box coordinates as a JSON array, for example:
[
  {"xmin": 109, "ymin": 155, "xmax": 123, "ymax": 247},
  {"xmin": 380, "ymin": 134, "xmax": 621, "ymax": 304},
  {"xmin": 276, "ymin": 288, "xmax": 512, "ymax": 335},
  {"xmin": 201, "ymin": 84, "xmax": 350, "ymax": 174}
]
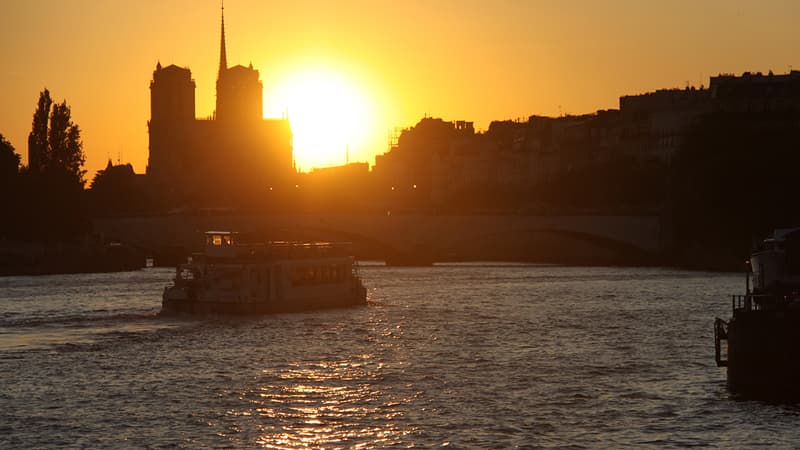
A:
[{"xmin": 146, "ymin": 6, "xmax": 294, "ymax": 205}]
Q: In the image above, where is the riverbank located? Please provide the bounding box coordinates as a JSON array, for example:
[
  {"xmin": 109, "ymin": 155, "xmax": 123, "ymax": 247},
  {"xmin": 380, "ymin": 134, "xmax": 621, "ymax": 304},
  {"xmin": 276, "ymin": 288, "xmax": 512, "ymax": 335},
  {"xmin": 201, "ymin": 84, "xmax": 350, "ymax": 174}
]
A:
[{"xmin": 0, "ymin": 239, "xmax": 144, "ymax": 276}]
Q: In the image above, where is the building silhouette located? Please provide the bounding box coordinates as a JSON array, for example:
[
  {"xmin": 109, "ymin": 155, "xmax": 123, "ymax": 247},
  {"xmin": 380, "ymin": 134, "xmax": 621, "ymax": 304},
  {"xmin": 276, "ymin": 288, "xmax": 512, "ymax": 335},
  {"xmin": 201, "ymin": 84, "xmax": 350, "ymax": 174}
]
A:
[
  {"xmin": 371, "ymin": 70, "xmax": 800, "ymax": 212},
  {"xmin": 710, "ymin": 70, "xmax": 800, "ymax": 113},
  {"xmin": 147, "ymin": 6, "xmax": 293, "ymax": 205}
]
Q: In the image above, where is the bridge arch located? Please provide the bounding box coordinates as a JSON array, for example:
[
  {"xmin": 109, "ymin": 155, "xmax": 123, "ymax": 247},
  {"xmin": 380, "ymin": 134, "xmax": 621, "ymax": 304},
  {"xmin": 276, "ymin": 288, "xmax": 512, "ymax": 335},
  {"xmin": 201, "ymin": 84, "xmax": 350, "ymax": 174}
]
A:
[
  {"xmin": 434, "ymin": 226, "xmax": 657, "ymax": 265},
  {"xmin": 268, "ymin": 224, "xmax": 656, "ymax": 266}
]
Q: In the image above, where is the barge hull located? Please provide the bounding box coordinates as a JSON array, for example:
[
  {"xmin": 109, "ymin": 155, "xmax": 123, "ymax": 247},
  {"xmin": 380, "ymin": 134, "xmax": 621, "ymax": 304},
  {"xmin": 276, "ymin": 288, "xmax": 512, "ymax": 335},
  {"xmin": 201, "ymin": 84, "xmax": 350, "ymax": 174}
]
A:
[{"xmin": 727, "ymin": 310, "xmax": 800, "ymax": 399}]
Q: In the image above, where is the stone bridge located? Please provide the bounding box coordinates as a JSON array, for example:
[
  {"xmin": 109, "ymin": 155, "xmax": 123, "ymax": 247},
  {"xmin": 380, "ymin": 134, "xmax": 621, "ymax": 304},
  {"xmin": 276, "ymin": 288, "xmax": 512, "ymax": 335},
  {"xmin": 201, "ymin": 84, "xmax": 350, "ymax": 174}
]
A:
[{"xmin": 93, "ymin": 213, "xmax": 663, "ymax": 265}]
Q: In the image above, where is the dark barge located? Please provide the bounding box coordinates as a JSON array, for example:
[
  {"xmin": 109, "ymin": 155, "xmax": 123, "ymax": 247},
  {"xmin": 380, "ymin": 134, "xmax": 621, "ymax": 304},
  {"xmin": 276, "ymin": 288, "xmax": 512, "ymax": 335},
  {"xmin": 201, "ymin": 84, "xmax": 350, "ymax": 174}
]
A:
[{"xmin": 715, "ymin": 228, "xmax": 800, "ymax": 399}]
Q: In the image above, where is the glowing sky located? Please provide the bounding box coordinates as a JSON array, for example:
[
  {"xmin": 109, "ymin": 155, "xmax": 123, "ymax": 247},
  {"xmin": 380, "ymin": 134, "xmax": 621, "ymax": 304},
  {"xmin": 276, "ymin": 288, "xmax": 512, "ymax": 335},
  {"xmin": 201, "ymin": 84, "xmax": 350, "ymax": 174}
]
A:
[{"xmin": 1, "ymin": 0, "xmax": 798, "ymax": 178}]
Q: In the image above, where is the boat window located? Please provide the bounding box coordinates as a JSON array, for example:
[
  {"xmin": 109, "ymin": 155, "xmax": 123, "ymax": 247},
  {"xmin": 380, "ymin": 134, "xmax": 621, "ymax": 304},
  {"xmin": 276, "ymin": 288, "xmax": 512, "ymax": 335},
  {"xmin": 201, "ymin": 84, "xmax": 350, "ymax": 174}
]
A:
[
  {"xmin": 786, "ymin": 238, "xmax": 800, "ymax": 275},
  {"xmin": 322, "ymin": 265, "xmax": 331, "ymax": 282},
  {"xmin": 179, "ymin": 267, "xmax": 195, "ymax": 280},
  {"xmin": 291, "ymin": 263, "xmax": 348, "ymax": 286},
  {"xmin": 206, "ymin": 233, "xmax": 234, "ymax": 246}
]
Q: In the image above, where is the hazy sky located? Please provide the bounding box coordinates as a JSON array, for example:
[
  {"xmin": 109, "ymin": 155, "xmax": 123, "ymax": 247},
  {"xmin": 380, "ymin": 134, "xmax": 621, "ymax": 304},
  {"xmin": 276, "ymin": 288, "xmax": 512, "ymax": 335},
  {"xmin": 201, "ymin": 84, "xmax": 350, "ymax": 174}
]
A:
[{"xmin": 1, "ymin": 0, "xmax": 798, "ymax": 178}]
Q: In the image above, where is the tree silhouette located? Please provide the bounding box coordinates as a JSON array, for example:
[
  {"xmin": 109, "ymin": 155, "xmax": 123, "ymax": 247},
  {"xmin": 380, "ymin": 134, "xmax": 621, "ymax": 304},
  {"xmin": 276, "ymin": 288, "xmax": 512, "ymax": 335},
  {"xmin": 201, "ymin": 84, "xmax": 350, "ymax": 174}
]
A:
[
  {"xmin": 0, "ymin": 133, "xmax": 21, "ymax": 238},
  {"xmin": 0, "ymin": 133, "xmax": 20, "ymax": 181},
  {"xmin": 13, "ymin": 89, "xmax": 89, "ymax": 242},
  {"xmin": 27, "ymin": 89, "xmax": 86, "ymax": 185},
  {"xmin": 47, "ymin": 101, "xmax": 85, "ymax": 184},
  {"xmin": 27, "ymin": 89, "xmax": 51, "ymax": 172}
]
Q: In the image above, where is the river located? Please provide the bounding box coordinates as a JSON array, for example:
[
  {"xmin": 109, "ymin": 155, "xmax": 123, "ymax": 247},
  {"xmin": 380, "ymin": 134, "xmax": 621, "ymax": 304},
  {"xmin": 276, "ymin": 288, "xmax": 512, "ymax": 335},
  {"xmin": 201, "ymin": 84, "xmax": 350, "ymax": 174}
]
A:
[{"xmin": 1, "ymin": 264, "xmax": 798, "ymax": 448}]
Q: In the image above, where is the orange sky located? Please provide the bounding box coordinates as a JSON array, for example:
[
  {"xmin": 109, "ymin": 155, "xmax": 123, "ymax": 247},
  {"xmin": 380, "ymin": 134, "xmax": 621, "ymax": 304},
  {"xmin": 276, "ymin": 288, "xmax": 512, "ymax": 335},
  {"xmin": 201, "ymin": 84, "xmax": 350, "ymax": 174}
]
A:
[{"xmin": 1, "ymin": 0, "xmax": 798, "ymax": 179}]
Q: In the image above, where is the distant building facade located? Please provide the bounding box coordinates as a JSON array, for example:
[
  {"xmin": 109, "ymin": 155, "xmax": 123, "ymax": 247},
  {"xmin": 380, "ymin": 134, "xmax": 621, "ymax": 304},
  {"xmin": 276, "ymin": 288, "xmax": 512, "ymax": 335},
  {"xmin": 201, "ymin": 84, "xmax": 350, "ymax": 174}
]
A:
[
  {"xmin": 147, "ymin": 8, "xmax": 293, "ymax": 205},
  {"xmin": 710, "ymin": 70, "xmax": 800, "ymax": 113},
  {"xmin": 619, "ymin": 87, "xmax": 711, "ymax": 162},
  {"xmin": 373, "ymin": 113, "xmax": 626, "ymax": 209},
  {"xmin": 370, "ymin": 70, "xmax": 800, "ymax": 211}
]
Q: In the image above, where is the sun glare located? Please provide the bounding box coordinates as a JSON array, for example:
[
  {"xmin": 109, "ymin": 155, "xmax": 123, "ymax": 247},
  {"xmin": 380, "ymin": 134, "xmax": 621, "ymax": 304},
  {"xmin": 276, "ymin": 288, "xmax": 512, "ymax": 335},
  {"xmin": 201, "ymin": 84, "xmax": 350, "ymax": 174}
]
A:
[{"xmin": 268, "ymin": 68, "xmax": 377, "ymax": 171}]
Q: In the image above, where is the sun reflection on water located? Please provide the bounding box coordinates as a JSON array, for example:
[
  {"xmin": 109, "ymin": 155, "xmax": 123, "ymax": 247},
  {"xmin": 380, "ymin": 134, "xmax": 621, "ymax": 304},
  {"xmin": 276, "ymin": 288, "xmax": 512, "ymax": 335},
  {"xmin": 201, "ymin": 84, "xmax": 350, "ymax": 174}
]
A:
[{"xmin": 227, "ymin": 356, "xmax": 413, "ymax": 448}]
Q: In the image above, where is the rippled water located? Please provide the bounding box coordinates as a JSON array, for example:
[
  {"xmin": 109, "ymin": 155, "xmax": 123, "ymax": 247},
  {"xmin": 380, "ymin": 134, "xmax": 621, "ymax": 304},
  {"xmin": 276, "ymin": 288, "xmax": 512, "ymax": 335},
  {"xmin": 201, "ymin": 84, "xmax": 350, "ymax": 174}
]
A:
[{"xmin": 1, "ymin": 264, "xmax": 799, "ymax": 448}]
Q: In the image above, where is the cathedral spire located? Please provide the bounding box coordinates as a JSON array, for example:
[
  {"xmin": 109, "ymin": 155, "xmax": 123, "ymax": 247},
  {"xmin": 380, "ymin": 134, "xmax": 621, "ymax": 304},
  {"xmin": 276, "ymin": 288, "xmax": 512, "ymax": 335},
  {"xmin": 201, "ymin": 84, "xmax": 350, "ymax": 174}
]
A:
[{"xmin": 218, "ymin": 1, "xmax": 227, "ymax": 79}]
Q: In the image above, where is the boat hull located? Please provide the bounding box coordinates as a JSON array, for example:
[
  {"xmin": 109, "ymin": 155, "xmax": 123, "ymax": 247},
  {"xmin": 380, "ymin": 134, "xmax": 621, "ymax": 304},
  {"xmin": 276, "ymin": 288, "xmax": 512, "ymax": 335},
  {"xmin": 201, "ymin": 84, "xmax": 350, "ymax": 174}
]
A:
[
  {"xmin": 726, "ymin": 310, "xmax": 800, "ymax": 399},
  {"xmin": 161, "ymin": 285, "xmax": 367, "ymax": 315}
]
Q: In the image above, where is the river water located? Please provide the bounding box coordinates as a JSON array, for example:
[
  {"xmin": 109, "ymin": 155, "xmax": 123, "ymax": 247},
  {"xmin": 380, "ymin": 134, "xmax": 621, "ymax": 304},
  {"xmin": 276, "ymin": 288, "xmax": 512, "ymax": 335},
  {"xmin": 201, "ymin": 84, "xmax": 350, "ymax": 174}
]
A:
[{"xmin": 1, "ymin": 264, "xmax": 799, "ymax": 448}]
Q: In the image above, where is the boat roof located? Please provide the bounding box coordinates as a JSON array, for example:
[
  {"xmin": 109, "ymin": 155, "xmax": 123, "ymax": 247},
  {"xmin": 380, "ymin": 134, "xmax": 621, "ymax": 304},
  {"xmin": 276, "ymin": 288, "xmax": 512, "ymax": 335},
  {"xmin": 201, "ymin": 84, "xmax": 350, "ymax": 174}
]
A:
[{"xmin": 771, "ymin": 228, "xmax": 800, "ymax": 240}]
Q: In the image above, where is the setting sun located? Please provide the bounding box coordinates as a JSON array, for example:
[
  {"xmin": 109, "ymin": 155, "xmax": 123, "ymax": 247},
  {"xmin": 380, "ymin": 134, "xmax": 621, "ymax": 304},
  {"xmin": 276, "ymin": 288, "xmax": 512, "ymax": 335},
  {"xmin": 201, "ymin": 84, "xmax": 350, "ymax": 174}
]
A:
[{"xmin": 267, "ymin": 67, "xmax": 378, "ymax": 171}]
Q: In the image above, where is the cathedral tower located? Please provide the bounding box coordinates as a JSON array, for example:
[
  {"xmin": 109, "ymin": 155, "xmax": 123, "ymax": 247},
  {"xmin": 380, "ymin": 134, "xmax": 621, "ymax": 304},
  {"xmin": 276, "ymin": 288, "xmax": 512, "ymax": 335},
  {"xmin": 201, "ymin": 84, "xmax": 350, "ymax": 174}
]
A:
[
  {"xmin": 146, "ymin": 4, "xmax": 294, "ymax": 205},
  {"xmin": 214, "ymin": 5, "xmax": 263, "ymax": 123},
  {"xmin": 147, "ymin": 62, "xmax": 195, "ymax": 179}
]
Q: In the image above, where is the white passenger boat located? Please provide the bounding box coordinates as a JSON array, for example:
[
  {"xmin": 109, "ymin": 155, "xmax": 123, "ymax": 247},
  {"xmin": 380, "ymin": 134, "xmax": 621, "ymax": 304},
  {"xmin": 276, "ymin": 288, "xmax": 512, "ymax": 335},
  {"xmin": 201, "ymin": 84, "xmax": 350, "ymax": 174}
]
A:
[{"xmin": 162, "ymin": 231, "xmax": 367, "ymax": 314}]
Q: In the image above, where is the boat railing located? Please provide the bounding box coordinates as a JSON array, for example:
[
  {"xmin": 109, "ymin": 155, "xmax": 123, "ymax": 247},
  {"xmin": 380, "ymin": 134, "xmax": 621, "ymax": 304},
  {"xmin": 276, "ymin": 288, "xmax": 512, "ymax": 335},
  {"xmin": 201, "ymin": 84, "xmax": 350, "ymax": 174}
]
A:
[
  {"xmin": 731, "ymin": 294, "xmax": 764, "ymax": 313},
  {"xmin": 232, "ymin": 241, "xmax": 353, "ymax": 260},
  {"xmin": 714, "ymin": 317, "xmax": 728, "ymax": 367}
]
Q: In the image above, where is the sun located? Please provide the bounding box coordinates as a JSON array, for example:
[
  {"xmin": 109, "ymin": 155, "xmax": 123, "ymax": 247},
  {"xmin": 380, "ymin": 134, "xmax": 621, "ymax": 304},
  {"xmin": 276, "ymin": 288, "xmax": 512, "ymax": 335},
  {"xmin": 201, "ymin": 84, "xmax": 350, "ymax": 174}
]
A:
[{"xmin": 267, "ymin": 67, "xmax": 377, "ymax": 171}]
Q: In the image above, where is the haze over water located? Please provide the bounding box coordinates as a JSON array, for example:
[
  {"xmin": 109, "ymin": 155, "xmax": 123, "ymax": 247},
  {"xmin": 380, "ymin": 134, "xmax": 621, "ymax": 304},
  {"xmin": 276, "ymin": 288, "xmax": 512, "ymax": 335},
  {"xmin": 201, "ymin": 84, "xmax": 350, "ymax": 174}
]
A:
[{"xmin": 2, "ymin": 265, "xmax": 798, "ymax": 447}]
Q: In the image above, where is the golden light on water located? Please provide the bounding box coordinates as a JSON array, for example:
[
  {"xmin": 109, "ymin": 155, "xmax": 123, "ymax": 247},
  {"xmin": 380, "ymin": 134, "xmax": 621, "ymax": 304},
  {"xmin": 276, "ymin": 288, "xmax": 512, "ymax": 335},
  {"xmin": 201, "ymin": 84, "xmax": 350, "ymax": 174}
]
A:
[{"xmin": 222, "ymin": 358, "xmax": 414, "ymax": 448}]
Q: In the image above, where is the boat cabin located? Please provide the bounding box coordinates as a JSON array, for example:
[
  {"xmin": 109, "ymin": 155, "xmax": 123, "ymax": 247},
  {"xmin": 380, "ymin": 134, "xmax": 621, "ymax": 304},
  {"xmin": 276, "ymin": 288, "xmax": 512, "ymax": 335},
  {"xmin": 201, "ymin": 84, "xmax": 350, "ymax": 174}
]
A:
[
  {"xmin": 163, "ymin": 230, "xmax": 367, "ymax": 314},
  {"xmin": 205, "ymin": 231, "xmax": 238, "ymax": 258}
]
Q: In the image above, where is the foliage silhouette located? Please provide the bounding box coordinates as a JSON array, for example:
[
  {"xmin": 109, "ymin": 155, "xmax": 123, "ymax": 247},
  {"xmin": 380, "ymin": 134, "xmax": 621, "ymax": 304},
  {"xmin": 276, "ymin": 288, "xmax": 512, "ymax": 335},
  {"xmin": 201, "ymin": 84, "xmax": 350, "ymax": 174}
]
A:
[
  {"xmin": 0, "ymin": 133, "xmax": 22, "ymax": 239},
  {"xmin": 0, "ymin": 133, "xmax": 20, "ymax": 181},
  {"xmin": 27, "ymin": 89, "xmax": 51, "ymax": 172},
  {"xmin": 48, "ymin": 101, "xmax": 86, "ymax": 184},
  {"xmin": 3, "ymin": 89, "xmax": 90, "ymax": 243},
  {"xmin": 27, "ymin": 89, "xmax": 86, "ymax": 185}
]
